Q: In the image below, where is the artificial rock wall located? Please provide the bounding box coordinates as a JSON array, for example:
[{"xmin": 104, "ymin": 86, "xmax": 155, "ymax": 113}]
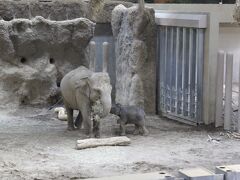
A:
[
  {"xmin": 0, "ymin": 0, "xmax": 133, "ymax": 23},
  {"xmin": 112, "ymin": 4, "xmax": 156, "ymax": 114},
  {"xmin": 233, "ymin": 3, "xmax": 240, "ymax": 23},
  {"xmin": 0, "ymin": 16, "xmax": 94, "ymax": 107},
  {"xmin": 0, "ymin": 0, "xmax": 134, "ymax": 109}
]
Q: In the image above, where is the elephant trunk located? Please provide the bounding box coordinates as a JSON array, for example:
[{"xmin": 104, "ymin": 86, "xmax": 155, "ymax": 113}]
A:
[{"xmin": 101, "ymin": 95, "xmax": 112, "ymax": 117}]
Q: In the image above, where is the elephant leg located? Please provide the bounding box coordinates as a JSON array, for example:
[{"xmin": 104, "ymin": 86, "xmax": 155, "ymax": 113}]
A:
[
  {"xmin": 93, "ymin": 120, "xmax": 100, "ymax": 138},
  {"xmin": 138, "ymin": 121, "xmax": 149, "ymax": 136},
  {"xmin": 75, "ymin": 111, "xmax": 83, "ymax": 129},
  {"xmin": 65, "ymin": 106, "xmax": 74, "ymax": 131},
  {"xmin": 120, "ymin": 121, "xmax": 126, "ymax": 136},
  {"xmin": 142, "ymin": 126, "xmax": 149, "ymax": 136},
  {"xmin": 133, "ymin": 124, "xmax": 140, "ymax": 135},
  {"xmin": 81, "ymin": 108, "xmax": 93, "ymax": 138}
]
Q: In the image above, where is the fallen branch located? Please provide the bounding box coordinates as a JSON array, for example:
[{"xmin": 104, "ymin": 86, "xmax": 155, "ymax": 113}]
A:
[
  {"xmin": 76, "ymin": 136, "xmax": 131, "ymax": 150},
  {"xmin": 207, "ymin": 135, "xmax": 220, "ymax": 144}
]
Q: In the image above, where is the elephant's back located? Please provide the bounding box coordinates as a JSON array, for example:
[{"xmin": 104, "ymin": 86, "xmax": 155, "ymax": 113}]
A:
[
  {"xmin": 63, "ymin": 66, "xmax": 92, "ymax": 81},
  {"xmin": 60, "ymin": 66, "xmax": 92, "ymax": 108}
]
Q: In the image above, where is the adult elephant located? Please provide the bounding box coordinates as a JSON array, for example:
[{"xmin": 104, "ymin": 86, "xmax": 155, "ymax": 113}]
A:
[{"xmin": 60, "ymin": 66, "xmax": 112, "ymax": 137}]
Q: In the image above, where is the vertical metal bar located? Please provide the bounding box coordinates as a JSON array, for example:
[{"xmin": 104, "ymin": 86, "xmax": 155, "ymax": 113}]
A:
[
  {"xmin": 166, "ymin": 27, "xmax": 172, "ymax": 112},
  {"xmin": 89, "ymin": 41, "xmax": 96, "ymax": 72},
  {"xmin": 171, "ymin": 27, "xmax": 177, "ymax": 113},
  {"xmin": 215, "ymin": 51, "xmax": 225, "ymax": 127},
  {"xmin": 238, "ymin": 59, "xmax": 240, "ymax": 132},
  {"xmin": 156, "ymin": 26, "xmax": 159, "ymax": 114},
  {"xmin": 102, "ymin": 42, "xmax": 109, "ymax": 73},
  {"xmin": 170, "ymin": 27, "xmax": 174, "ymax": 112},
  {"xmin": 189, "ymin": 29, "xmax": 197, "ymax": 119},
  {"xmin": 175, "ymin": 27, "xmax": 180, "ymax": 114},
  {"xmin": 224, "ymin": 52, "xmax": 233, "ymax": 130},
  {"xmin": 156, "ymin": 26, "xmax": 161, "ymax": 114},
  {"xmin": 195, "ymin": 31, "xmax": 199, "ymax": 121},
  {"xmin": 164, "ymin": 26, "xmax": 168, "ymax": 112},
  {"xmin": 183, "ymin": 28, "xmax": 190, "ymax": 117},
  {"xmin": 178, "ymin": 28, "xmax": 183, "ymax": 115},
  {"xmin": 196, "ymin": 29, "xmax": 204, "ymax": 124},
  {"xmin": 188, "ymin": 28, "xmax": 193, "ymax": 118},
  {"xmin": 181, "ymin": 28, "xmax": 186, "ymax": 116}
]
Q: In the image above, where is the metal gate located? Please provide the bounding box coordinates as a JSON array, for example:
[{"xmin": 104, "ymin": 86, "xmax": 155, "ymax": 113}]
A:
[{"xmin": 157, "ymin": 25, "xmax": 205, "ymax": 125}]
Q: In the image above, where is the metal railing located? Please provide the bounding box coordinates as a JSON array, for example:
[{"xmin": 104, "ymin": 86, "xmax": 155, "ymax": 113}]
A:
[{"xmin": 156, "ymin": 12, "xmax": 207, "ymax": 124}]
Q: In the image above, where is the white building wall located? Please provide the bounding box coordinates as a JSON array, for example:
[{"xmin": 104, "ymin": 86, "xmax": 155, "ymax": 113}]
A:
[{"xmin": 219, "ymin": 26, "xmax": 240, "ymax": 83}]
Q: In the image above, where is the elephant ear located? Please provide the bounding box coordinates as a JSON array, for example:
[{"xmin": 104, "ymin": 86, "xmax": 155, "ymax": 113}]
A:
[{"xmin": 74, "ymin": 77, "xmax": 91, "ymax": 98}]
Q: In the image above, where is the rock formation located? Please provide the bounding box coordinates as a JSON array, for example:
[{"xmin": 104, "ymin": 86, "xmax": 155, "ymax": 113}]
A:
[
  {"xmin": 233, "ymin": 0, "xmax": 240, "ymax": 23},
  {"xmin": 0, "ymin": 0, "xmax": 133, "ymax": 23},
  {"xmin": 0, "ymin": 0, "xmax": 138, "ymax": 109},
  {"xmin": 111, "ymin": 4, "xmax": 156, "ymax": 113},
  {"xmin": 0, "ymin": 16, "xmax": 95, "ymax": 108},
  {"xmin": 88, "ymin": 0, "xmax": 133, "ymax": 23}
]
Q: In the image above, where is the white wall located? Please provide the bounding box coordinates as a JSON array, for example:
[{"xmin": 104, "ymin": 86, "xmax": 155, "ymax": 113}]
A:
[{"xmin": 219, "ymin": 26, "xmax": 240, "ymax": 83}]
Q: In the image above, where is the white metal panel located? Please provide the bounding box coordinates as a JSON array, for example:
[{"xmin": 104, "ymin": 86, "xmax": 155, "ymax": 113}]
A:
[{"xmin": 155, "ymin": 11, "xmax": 208, "ymax": 28}]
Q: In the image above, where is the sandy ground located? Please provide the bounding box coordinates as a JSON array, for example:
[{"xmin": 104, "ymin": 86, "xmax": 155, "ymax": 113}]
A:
[{"xmin": 1, "ymin": 107, "xmax": 240, "ymax": 179}]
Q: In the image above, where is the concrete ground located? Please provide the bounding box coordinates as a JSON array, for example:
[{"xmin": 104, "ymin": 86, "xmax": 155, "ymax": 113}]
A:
[{"xmin": 0, "ymin": 107, "xmax": 240, "ymax": 179}]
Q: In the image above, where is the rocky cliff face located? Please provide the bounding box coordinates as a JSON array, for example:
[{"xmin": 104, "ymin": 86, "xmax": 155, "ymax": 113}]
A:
[
  {"xmin": 233, "ymin": 2, "xmax": 240, "ymax": 23},
  {"xmin": 0, "ymin": 16, "xmax": 95, "ymax": 108},
  {"xmin": 111, "ymin": 4, "xmax": 156, "ymax": 114},
  {"xmin": 0, "ymin": 0, "xmax": 133, "ymax": 23}
]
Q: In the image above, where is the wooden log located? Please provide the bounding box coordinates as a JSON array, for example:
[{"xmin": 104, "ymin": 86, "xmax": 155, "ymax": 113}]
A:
[{"xmin": 76, "ymin": 136, "xmax": 131, "ymax": 150}]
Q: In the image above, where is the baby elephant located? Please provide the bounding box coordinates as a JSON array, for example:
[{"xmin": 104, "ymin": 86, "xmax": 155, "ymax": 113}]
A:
[{"xmin": 110, "ymin": 104, "xmax": 149, "ymax": 136}]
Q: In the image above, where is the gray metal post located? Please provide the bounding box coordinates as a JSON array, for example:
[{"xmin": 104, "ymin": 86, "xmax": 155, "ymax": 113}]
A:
[
  {"xmin": 238, "ymin": 58, "xmax": 240, "ymax": 132},
  {"xmin": 224, "ymin": 52, "xmax": 233, "ymax": 130},
  {"xmin": 102, "ymin": 42, "xmax": 109, "ymax": 73},
  {"xmin": 196, "ymin": 29, "xmax": 204, "ymax": 124},
  {"xmin": 164, "ymin": 26, "xmax": 168, "ymax": 111},
  {"xmin": 182, "ymin": 27, "xmax": 188, "ymax": 117},
  {"xmin": 215, "ymin": 51, "xmax": 225, "ymax": 127},
  {"xmin": 169, "ymin": 27, "xmax": 174, "ymax": 113},
  {"xmin": 89, "ymin": 41, "xmax": 96, "ymax": 72},
  {"xmin": 175, "ymin": 27, "xmax": 180, "ymax": 115},
  {"xmin": 189, "ymin": 29, "xmax": 197, "ymax": 119}
]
